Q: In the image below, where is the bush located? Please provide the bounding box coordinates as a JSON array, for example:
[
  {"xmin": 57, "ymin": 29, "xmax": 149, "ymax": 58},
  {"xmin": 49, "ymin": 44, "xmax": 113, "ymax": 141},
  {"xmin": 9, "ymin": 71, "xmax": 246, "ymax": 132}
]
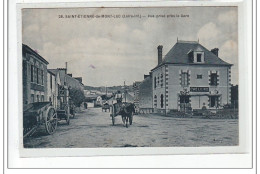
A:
[{"xmin": 69, "ymin": 88, "xmax": 85, "ymax": 107}]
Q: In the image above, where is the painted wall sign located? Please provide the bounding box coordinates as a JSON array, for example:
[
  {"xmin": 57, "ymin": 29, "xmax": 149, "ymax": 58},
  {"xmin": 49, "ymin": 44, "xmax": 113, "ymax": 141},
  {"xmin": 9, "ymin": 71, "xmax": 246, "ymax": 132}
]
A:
[{"xmin": 190, "ymin": 87, "xmax": 209, "ymax": 92}]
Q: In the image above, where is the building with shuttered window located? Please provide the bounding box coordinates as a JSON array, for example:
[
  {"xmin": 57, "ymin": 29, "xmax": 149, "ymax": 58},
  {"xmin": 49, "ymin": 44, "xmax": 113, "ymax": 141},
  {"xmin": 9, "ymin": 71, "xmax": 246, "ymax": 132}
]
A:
[
  {"xmin": 22, "ymin": 44, "xmax": 49, "ymax": 105},
  {"xmin": 151, "ymin": 40, "xmax": 232, "ymax": 114}
]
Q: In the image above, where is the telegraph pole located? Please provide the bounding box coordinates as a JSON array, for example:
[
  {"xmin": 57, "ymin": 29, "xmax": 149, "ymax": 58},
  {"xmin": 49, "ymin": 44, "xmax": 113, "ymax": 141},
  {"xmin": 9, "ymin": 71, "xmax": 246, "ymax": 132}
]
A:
[{"xmin": 124, "ymin": 81, "xmax": 126, "ymax": 102}]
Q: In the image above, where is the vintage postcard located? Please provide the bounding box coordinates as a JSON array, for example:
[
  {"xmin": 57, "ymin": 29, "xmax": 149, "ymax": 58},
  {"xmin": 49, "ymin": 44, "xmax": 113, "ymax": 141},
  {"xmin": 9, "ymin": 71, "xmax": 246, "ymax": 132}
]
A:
[{"xmin": 17, "ymin": 3, "xmax": 250, "ymax": 159}]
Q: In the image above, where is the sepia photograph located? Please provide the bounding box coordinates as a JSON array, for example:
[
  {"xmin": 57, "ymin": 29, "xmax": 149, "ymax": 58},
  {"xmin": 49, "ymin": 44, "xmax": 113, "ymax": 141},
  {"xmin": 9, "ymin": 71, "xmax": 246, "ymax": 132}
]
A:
[{"xmin": 21, "ymin": 6, "xmax": 239, "ymax": 149}]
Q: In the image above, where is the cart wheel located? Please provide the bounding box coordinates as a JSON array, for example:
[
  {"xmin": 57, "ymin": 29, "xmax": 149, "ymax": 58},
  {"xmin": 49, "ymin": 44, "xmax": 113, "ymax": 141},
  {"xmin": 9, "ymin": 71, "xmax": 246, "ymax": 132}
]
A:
[{"xmin": 45, "ymin": 107, "xmax": 57, "ymax": 135}]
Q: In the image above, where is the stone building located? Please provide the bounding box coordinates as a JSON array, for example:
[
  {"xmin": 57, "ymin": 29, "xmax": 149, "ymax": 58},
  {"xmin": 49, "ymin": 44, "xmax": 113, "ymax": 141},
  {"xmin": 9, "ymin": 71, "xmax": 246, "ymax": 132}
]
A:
[
  {"xmin": 66, "ymin": 73, "xmax": 84, "ymax": 91},
  {"xmin": 138, "ymin": 75, "xmax": 153, "ymax": 114},
  {"xmin": 47, "ymin": 69, "xmax": 62, "ymax": 109},
  {"xmin": 22, "ymin": 44, "xmax": 48, "ymax": 105},
  {"xmin": 48, "ymin": 69, "xmax": 84, "ymax": 108},
  {"xmin": 133, "ymin": 81, "xmax": 141, "ymax": 112},
  {"xmin": 151, "ymin": 40, "xmax": 232, "ymax": 114}
]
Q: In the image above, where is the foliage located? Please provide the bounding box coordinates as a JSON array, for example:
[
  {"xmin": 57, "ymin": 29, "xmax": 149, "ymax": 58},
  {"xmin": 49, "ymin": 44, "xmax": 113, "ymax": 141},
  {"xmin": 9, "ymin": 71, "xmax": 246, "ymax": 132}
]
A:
[{"xmin": 69, "ymin": 88, "xmax": 85, "ymax": 107}]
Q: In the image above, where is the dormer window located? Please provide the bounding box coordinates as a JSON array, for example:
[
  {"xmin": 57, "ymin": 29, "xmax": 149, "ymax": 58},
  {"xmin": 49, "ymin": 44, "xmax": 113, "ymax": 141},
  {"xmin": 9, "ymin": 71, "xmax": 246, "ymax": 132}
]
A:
[
  {"xmin": 197, "ymin": 53, "xmax": 202, "ymax": 62},
  {"xmin": 187, "ymin": 49, "xmax": 204, "ymax": 63},
  {"xmin": 194, "ymin": 52, "xmax": 204, "ymax": 63}
]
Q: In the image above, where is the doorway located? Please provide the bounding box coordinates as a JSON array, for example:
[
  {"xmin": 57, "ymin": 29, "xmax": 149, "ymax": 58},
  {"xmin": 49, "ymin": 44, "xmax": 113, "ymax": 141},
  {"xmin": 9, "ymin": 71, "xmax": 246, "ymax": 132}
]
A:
[
  {"xmin": 209, "ymin": 96, "xmax": 219, "ymax": 108},
  {"xmin": 179, "ymin": 95, "xmax": 191, "ymax": 112}
]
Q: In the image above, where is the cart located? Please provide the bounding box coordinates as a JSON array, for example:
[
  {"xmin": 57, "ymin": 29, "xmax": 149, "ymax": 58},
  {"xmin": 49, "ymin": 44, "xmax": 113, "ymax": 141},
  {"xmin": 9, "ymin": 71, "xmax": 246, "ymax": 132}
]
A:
[
  {"xmin": 102, "ymin": 103, "xmax": 110, "ymax": 112},
  {"xmin": 56, "ymin": 85, "xmax": 71, "ymax": 124},
  {"xmin": 69, "ymin": 99, "xmax": 76, "ymax": 119},
  {"xmin": 57, "ymin": 103, "xmax": 70, "ymax": 125},
  {"xmin": 23, "ymin": 102, "xmax": 57, "ymax": 138},
  {"xmin": 110, "ymin": 102, "xmax": 134, "ymax": 127}
]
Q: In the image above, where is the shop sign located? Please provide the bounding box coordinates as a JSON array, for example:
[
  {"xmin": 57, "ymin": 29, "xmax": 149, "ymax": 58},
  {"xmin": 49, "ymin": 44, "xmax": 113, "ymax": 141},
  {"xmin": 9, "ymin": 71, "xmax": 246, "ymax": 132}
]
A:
[{"xmin": 190, "ymin": 87, "xmax": 209, "ymax": 92}]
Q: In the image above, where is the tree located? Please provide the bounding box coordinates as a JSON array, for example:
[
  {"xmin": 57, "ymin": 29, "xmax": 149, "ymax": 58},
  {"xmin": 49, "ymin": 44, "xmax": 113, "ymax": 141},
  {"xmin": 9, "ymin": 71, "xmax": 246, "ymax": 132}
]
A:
[{"xmin": 69, "ymin": 88, "xmax": 85, "ymax": 107}]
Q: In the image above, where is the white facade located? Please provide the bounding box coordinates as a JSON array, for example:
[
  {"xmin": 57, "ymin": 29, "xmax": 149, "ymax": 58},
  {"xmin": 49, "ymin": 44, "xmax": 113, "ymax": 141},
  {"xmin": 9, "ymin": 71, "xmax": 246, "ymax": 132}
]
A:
[
  {"xmin": 152, "ymin": 65, "xmax": 231, "ymax": 113},
  {"xmin": 47, "ymin": 70, "xmax": 62, "ymax": 109},
  {"xmin": 151, "ymin": 41, "xmax": 232, "ymax": 113}
]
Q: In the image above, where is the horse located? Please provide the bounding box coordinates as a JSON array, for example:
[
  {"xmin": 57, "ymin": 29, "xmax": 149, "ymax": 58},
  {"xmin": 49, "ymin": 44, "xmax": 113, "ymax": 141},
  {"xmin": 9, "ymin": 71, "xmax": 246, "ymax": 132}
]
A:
[{"xmin": 119, "ymin": 103, "xmax": 135, "ymax": 128}]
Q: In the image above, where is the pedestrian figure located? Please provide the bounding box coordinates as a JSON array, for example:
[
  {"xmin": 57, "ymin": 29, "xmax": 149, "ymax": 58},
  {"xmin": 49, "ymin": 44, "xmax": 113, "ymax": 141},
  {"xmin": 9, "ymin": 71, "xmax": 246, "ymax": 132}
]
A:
[
  {"xmin": 84, "ymin": 102, "xmax": 88, "ymax": 109},
  {"xmin": 202, "ymin": 103, "xmax": 206, "ymax": 110},
  {"xmin": 115, "ymin": 90, "xmax": 123, "ymax": 103}
]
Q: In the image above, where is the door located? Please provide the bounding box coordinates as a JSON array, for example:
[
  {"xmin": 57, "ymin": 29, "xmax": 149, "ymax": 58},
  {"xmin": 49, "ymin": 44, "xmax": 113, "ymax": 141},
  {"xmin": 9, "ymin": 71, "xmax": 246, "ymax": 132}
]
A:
[
  {"xmin": 210, "ymin": 96, "xmax": 218, "ymax": 108},
  {"xmin": 179, "ymin": 95, "xmax": 191, "ymax": 112}
]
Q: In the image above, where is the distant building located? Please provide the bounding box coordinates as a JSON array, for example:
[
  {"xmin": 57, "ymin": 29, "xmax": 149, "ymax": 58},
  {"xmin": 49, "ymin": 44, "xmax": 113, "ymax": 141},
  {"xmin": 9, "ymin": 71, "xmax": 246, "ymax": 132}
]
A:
[
  {"xmin": 138, "ymin": 75, "xmax": 153, "ymax": 114},
  {"xmin": 22, "ymin": 44, "xmax": 49, "ymax": 105},
  {"xmin": 84, "ymin": 94, "xmax": 99, "ymax": 108},
  {"xmin": 107, "ymin": 92, "xmax": 134, "ymax": 105},
  {"xmin": 151, "ymin": 40, "xmax": 232, "ymax": 114},
  {"xmin": 65, "ymin": 73, "xmax": 84, "ymax": 91},
  {"xmin": 133, "ymin": 81, "xmax": 141, "ymax": 112}
]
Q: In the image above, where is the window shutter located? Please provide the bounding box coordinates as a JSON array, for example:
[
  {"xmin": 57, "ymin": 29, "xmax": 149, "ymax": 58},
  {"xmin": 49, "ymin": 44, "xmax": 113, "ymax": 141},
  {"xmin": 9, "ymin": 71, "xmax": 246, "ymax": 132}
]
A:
[{"xmin": 217, "ymin": 71, "xmax": 219, "ymax": 86}]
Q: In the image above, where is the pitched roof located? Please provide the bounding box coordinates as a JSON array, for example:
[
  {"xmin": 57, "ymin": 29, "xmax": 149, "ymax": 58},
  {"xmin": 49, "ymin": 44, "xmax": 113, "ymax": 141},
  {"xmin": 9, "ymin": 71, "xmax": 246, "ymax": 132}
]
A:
[
  {"xmin": 152, "ymin": 41, "xmax": 232, "ymax": 71},
  {"xmin": 47, "ymin": 69, "xmax": 56, "ymax": 76},
  {"xmin": 48, "ymin": 69, "xmax": 59, "ymax": 75},
  {"xmin": 22, "ymin": 44, "xmax": 49, "ymax": 65}
]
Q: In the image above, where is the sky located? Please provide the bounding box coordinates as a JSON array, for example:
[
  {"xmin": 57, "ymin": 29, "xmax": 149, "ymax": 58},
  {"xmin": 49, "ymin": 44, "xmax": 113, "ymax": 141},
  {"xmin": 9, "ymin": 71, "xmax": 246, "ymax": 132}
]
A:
[{"xmin": 22, "ymin": 7, "xmax": 238, "ymax": 86}]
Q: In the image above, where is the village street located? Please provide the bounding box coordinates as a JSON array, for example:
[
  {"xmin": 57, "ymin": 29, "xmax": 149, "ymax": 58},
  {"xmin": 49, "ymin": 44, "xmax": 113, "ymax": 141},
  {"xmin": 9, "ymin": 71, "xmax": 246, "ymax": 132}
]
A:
[{"xmin": 24, "ymin": 108, "xmax": 238, "ymax": 148}]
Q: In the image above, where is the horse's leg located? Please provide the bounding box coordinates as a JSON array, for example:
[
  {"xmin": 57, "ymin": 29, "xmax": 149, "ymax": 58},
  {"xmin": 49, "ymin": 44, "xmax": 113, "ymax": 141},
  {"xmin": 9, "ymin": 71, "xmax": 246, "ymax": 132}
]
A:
[{"xmin": 122, "ymin": 115, "xmax": 125, "ymax": 125}]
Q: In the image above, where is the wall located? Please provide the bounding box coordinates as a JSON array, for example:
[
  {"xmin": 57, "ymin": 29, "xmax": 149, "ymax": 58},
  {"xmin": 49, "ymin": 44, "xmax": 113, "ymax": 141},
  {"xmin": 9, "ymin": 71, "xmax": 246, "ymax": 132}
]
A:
[
  {"xmin": 47, "ymin": 72, "xmax": 57, "ymax": 108},
  {"xmin": 152, "ymin": 65, "xmax": 166, "ymax": 113},
  {"xmin": 166, "ymin": 64, "xmax": 231, "ymax": 110},
  {"xmin": 139, "ymin": 77, "xmax": 153, "ymax": 109},
  {"xmin": 22, "ymin": 52, "xmax": 48, "ymax": 105}
]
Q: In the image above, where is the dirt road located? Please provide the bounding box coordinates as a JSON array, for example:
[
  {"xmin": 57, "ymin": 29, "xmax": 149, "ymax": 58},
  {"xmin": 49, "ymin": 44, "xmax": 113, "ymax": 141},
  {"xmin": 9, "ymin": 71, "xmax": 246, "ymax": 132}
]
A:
[{"xmin": 24, "ymin": 107, "xmax": 238, "ymax": 148}]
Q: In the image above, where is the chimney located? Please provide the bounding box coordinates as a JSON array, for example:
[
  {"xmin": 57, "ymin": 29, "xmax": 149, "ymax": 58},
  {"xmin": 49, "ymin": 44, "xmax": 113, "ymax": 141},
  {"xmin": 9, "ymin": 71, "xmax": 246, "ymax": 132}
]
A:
[
  {"xmin": 144, "ymin": 74, "xmax": 150, "ymax": 79},
  {"xmin": 157, "ymin": 45, "xmax": 163, "ymax": 65},
  {"xmin": 67, "ymin": 73, "xmax": 72, "ymax": 77},
  {"xmin": 211, "ymin": 48, "xmax": 219, "ymax": 57}
]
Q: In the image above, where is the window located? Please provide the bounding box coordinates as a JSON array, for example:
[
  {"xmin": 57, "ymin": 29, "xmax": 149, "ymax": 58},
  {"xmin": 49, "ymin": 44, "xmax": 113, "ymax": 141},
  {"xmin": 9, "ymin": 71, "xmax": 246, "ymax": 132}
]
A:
[
  {"xmin": 37, "ymin": 95, "xmax": 39, "ymax": 102},
  {"xmin": 41, "ymin": 70, "xmax": 44, "ymax": 85},
  {"xmin": 41, "ymin": 95, "xmax": 44, "ymax": 102},
  {"xmin": 36, "ymin": 68, "xmax": 39, "ymax": 84},
  {"xmin": 31, "ymin": 65, "xmax": 34, "ymax": 82},
  {"xmin": 31, "ymin": 94, "xmax": 34, "ymax": 103},
  {"xmin": 210, "ymin": 73, "xmax": 218, "ymax": 86},
  {"xmin": 160, "ymin": 94, "xmax": 164, "ymax": 108},
  {"xmin": 197, "ymin": 74, "xmax": 202, "ymax": 79},
  {"xmin": 197, "ymin": 53, "xmax": 202, "ymax": 62},
  {"xmin": 154, "ymin": 77, "xmax": 156, "ymax": 89},
  {"xmin": 181, "ymin": 72, "xmax": 188, "ymax": 86},
  {"xmin": 160, "ymin": 74, "xmax": 163, "ymax": 87},
  {"xmin": 154, "ymin": 95, "xmax": 157, "ymax": 107}
]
